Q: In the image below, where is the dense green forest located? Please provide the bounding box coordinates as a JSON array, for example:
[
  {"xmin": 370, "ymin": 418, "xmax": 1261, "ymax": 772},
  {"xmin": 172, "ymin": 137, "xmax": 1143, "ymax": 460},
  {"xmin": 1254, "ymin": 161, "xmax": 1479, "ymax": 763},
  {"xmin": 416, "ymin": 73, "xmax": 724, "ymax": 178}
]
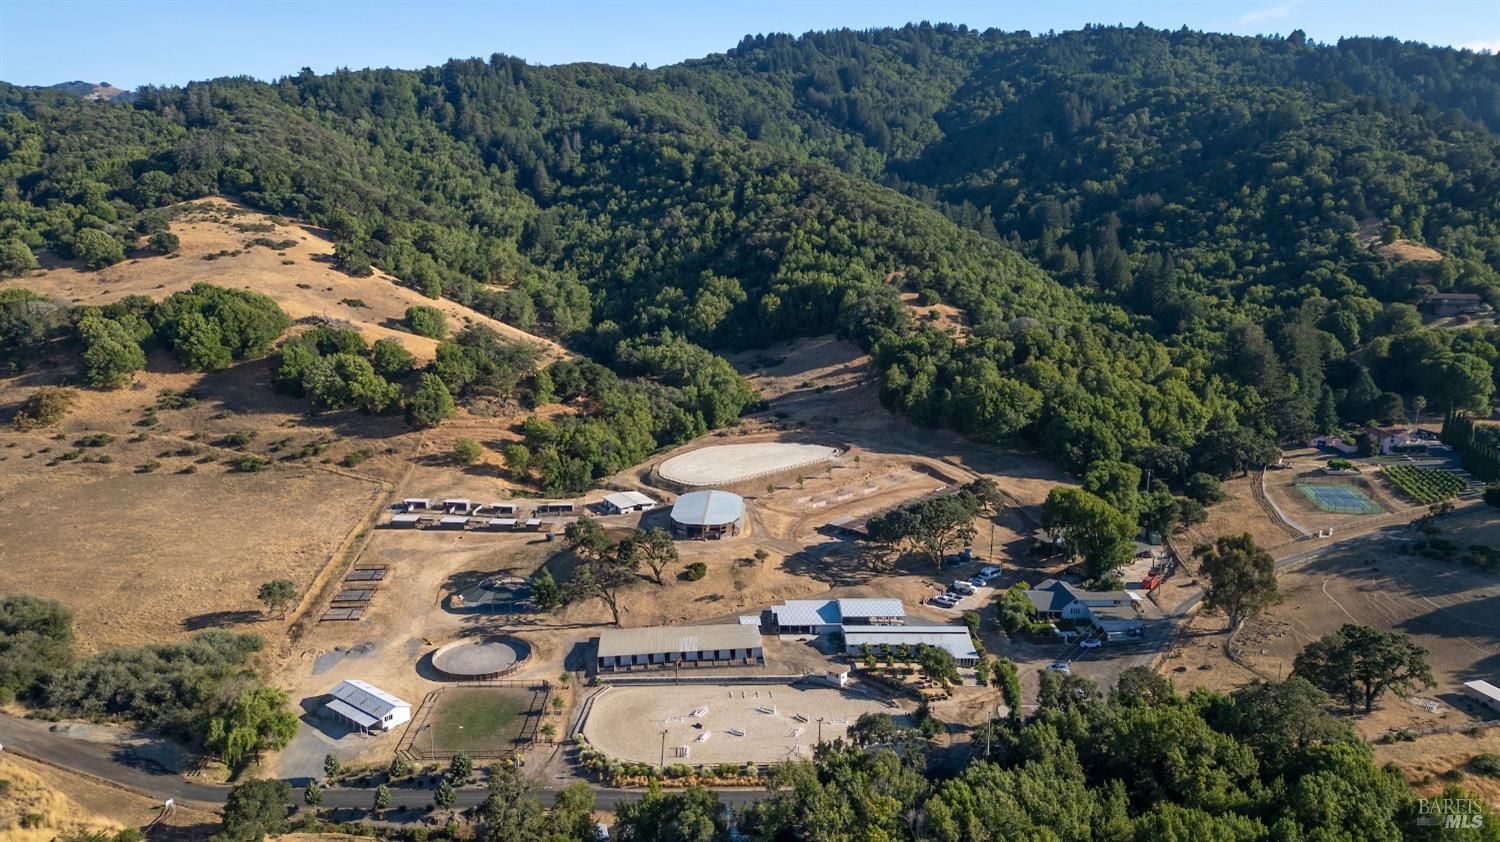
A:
[{"xmin": 2, "ymin": 24, "xmax": 1498, "ymax": 490}]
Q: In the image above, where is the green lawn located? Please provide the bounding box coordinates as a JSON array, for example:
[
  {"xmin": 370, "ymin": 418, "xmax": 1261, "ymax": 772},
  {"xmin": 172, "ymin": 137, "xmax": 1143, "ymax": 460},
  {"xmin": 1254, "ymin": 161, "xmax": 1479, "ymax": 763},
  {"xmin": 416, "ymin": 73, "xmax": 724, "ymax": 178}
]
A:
[{"xmin": 428, "ymin": 687, "xmax": 532, "ymax": 753}]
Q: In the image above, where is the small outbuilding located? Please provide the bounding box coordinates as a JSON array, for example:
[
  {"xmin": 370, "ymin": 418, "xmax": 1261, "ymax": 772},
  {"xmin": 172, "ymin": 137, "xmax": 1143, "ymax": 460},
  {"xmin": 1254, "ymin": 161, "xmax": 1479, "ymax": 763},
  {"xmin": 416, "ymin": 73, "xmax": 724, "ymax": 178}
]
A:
[
  {"xmin": 602, "ymin": 491, "xmax": 659, "ymax": 514},
  {"xmin": 388, "ymin": 513, "xmax": 421, "ymax": 528},
  {"xmin": 670, "ymin": 490, "xmax": 745, "ymax": 539},
  {"xmin": 324, "ymin": 679, "xmax": 411, "ymax": 732},
  {"xmin": 1464, "ymin": 679, "xmax": 1500, "ymax": 714},
  {"xmin": 536, "ymin": 502, "xmax": 577, "ymax": 516}
]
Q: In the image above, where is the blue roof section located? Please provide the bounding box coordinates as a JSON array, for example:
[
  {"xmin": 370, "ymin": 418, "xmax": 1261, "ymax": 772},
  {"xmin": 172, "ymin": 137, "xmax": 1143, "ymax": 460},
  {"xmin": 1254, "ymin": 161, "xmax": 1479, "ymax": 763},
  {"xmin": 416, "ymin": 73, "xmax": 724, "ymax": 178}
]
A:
[{"xmin": 671, "ymin": 490, "xmax": 744, "ymax": 526}]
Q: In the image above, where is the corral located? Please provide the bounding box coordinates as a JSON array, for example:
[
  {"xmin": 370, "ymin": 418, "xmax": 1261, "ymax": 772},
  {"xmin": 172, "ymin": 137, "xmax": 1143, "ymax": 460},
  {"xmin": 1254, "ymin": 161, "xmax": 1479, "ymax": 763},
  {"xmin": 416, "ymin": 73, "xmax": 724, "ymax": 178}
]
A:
[
  {"xmin": 430, "ymin": 636, "xmax": 532, "ymax": 680},
  {"xmin": 580, "ymin": 682, "xmax": 895, "ymax": 765},
  {"xmin": 658, "ymin": 442, "xmax": 840, "ymax": 488}
]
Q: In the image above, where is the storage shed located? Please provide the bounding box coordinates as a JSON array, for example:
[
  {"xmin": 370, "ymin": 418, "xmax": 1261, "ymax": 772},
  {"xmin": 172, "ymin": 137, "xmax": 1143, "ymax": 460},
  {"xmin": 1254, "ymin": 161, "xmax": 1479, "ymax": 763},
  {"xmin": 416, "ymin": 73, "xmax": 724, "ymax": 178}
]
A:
[
  {"xmin": 324, "ymin": 679, "xmax": 411, "ymax": 732},
  {"xmin": 602, "ymin": 491, "xmax": 660, "ymax": 514}
]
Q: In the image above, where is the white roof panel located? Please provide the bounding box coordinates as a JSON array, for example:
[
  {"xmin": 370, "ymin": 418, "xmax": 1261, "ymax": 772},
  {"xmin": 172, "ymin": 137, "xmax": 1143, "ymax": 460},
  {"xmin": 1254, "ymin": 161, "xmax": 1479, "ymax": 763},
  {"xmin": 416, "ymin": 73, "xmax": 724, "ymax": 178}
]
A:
[
  {"xmin": 836, "ymin": 598, "xmax": 905, "ymax": 618},
  {"xmin": 604, "ymin": 491, "xmax": 657, "ymax": 509},
  {"xmin": 325, "ymin": 698, "xmax": 380, "ymax": 728},
  {"xmin": 841, "ymin": 626, "xmax": 979, "ymax": 661}
]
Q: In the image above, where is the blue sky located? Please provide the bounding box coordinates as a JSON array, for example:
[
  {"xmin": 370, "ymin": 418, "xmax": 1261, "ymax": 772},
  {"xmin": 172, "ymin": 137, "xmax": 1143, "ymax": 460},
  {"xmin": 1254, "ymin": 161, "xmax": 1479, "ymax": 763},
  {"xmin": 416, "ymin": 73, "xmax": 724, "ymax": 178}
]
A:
[{"xmin": 2, "ymin": 0, "xmax": 1497, "ymax": 89}]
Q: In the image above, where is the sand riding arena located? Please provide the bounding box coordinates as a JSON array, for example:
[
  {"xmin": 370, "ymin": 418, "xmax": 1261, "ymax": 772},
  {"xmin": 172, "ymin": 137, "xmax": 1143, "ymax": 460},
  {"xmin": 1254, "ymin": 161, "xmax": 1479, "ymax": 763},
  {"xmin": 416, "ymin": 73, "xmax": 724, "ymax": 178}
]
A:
[
  {"xmin": 579, "ymin": 681, "xmax": 896, "ymax": 765},
  {"xmin": 656, "ymin": 442, "xmax": 841, "ymax": 490}
]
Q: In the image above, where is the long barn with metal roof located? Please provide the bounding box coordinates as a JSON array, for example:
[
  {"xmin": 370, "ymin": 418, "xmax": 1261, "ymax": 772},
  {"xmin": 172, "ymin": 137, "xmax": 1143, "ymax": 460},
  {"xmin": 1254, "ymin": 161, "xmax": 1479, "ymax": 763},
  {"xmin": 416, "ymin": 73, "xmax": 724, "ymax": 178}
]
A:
[{"xmin": 595, "ymin": 624, "xmax": 763, "ymax": 671}]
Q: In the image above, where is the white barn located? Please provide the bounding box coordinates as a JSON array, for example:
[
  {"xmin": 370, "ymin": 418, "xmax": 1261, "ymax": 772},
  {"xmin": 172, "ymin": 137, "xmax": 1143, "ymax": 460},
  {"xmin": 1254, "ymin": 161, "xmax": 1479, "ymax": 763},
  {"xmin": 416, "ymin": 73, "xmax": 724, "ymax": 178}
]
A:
[
  {"xmin": 325, "ymin": 679, "xmax": 411, "ymax": 732},
  {"xmin": 1464, "ymin": 680, "xmax": 1500, "ymax": 714},
  {"xmin": 602, "ymin": 491, "xmax": 659, "ymax": 514}
]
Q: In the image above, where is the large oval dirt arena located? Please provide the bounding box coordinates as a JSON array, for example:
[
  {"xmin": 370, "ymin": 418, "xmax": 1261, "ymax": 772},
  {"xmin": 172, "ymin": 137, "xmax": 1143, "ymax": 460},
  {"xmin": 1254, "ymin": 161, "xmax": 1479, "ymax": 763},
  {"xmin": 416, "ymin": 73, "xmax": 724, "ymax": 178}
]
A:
[{"xmin": 658, "ymin": 443, "xmax": 840, "ymax": 487}]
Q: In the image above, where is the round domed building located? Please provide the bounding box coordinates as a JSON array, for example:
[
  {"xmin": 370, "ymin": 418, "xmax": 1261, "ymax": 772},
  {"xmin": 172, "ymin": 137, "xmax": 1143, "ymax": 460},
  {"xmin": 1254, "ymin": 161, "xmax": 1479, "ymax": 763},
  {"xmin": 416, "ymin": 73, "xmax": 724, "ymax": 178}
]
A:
[{"xmin": 669, "ymin": 490, "xmax": 745, "ymax": 539}]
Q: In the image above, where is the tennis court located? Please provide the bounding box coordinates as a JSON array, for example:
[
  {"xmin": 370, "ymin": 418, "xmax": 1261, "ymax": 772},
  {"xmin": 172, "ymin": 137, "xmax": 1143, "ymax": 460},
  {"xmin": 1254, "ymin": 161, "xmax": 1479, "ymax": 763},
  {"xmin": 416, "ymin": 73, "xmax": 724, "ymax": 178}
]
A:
[{"xmin": 1296, "ymin": 484, "xmax": 1383, "ymax": 514}]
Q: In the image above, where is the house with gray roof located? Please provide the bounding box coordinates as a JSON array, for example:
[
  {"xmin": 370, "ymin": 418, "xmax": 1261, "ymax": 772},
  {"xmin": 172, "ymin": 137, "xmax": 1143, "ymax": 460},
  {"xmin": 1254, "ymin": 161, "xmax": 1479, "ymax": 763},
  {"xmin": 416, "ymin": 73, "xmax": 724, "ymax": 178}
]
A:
[{"xmin": 1024, "ymin": 578, "xmax": 1143, "ymax": 639}]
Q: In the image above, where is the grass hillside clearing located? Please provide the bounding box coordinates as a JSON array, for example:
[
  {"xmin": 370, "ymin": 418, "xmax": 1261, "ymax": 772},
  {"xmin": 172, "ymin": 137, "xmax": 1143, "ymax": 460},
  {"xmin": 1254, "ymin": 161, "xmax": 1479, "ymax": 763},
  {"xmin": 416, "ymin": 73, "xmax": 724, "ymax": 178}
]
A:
[{"xmin": 1, "ymin": 196, "xmax": 568, "ymax": 363}]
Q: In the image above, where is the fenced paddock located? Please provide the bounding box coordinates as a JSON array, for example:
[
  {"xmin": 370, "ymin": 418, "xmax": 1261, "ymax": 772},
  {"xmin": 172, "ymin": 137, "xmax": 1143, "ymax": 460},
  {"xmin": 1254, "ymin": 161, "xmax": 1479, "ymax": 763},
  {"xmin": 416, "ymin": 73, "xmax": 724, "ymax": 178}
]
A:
[
  {"xmin": 397, "ymin": 681, "xmax": 548, "ymax": 761},
  {"xmin": 579, "ymin": 681, "xmax": 892, "ymax": 765},
  {"xmin": 1296, "ymin": 483, "xmax": 1383, "ymax": 514},
  {"xmin": 658, "ymin": 443, "xmax": 840, "ymax": 488}
]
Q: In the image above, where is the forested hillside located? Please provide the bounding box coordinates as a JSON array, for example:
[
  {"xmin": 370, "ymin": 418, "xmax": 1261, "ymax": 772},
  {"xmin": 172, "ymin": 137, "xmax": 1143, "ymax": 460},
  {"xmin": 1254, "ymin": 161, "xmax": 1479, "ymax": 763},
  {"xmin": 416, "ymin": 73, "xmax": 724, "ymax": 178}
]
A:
[{"xmin": 3, "ymin": 24, "xmax": 1499, "ymax": 488}]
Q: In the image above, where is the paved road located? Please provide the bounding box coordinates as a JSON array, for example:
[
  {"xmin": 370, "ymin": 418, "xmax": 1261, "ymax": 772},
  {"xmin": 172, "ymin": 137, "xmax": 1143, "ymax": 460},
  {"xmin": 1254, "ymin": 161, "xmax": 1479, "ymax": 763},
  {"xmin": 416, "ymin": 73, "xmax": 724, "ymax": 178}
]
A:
[{"xmin": 0, "ymin": 712, "xmax": 767, "ymax": 816}]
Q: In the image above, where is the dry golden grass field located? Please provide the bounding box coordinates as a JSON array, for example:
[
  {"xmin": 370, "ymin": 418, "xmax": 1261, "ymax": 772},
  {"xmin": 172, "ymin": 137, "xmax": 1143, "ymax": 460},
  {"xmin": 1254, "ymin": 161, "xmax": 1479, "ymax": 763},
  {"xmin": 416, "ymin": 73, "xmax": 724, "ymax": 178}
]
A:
[{"xmin": 2, "ymin": 196, "xmax": 566, "ymax": 363}]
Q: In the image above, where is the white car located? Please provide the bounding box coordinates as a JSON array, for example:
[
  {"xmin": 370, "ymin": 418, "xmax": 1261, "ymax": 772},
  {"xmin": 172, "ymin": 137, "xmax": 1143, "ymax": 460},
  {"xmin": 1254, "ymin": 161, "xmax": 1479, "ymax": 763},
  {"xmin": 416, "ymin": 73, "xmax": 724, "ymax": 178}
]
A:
[
  {"xmin": 975, "ymin": 566, "xmax": 1002, "ymax": 582},
  {"xmin": 1046, "ymin": 662, "xmax": 1071, "ymax": 673},
  {"xmin": 931, "ymin": 593, "xmax": 961, "ymax": 607},
  {"xmin": 950, "ymin": 580, "xmax": 977, "ymax": 595},
  {"xmin": 1079, "ymin": 638, "xmax": 1103, "ymax": 649}
]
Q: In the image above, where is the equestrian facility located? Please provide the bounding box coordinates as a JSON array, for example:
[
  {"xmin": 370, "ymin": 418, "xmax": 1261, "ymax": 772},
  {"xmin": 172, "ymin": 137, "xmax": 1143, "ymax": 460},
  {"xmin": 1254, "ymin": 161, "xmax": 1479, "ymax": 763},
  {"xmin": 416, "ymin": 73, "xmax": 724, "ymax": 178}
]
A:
[{"xmin": 657, "ymin": 442, "xmax": 839, "ymax": 487}]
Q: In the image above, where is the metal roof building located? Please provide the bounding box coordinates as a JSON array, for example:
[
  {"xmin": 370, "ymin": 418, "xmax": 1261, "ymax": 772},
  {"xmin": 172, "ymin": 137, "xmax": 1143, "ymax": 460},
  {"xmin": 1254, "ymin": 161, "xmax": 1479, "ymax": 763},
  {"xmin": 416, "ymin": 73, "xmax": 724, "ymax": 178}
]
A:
[
  {"xmin": 325, "ymin": 679, "xmax": 411, "ymax": 732},
  {"xmin": 670, "ymin": 490, "xmax": 745, "ymax": 538},
  {"xmin": 769, "ymin": 598, "xmax": 906, "ymax": 634},
  {"xmin": 595, "ymin": 624, "xmax": 763, "ymax": 672},
  {"xmin": 602, "ymin": 490, "xmax": 659, "ymax": 514},
  {"xmin": 841, "ymin": 625, "xmax": 980, "ymax": 666},
  {"xmin": 1465, "ymin": 680, "xmax": 1500, "ymax": 713}
]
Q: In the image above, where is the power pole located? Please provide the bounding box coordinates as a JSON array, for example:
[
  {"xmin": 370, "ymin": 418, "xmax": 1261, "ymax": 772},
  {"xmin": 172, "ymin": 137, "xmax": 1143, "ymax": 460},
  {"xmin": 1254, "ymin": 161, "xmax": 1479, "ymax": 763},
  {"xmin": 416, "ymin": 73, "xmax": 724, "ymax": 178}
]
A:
[{"xmin": 660, "ymin": 729, "xmax": 668, "ymax": 769}]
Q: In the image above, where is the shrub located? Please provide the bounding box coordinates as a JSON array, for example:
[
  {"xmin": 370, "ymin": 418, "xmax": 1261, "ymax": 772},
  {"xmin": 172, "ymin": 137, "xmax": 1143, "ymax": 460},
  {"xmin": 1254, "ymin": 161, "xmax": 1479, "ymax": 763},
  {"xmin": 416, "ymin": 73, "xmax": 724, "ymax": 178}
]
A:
[
  {"xmin": 75, "ymin": 433, "xmax": 115, "ymax": 447},
  {"xmin": 404, "ymin": 305, "xmax": 447, "ymax": 339},
  {"xmin": 13, "ymin": 387, "xmax": 77, "ymax": 430},
  {"xmin": 136, "ymin": 460, "xmax": 161, "ymax": 473},
  {"xmin": 72, "ymin": 228, "xmax": 126, "ymax": 269},
  {"xmin": 147, "ymin": 231, "xmax": 180, "ymax": 255},
  {"xmin": 683, "ymin": 562, "xmax": 708, "ymax": 581},
  {"xmin": 1184, "ymin": 472, "xmax": 1225, "ymax": 504},
  {"xmin": 155, "ymin": 389, "xmax": 198, "ymax": 409},
  {"xmin": 1472, "ymin": 753, "xmax": 1500, "ymax": 777},
  {"xmin": 406, "ymin": 373, "xmax": 455, "ymax": 428},
  {"xmin": 453, "ymin": 437, "xmax": 483, "ymax": 465}
]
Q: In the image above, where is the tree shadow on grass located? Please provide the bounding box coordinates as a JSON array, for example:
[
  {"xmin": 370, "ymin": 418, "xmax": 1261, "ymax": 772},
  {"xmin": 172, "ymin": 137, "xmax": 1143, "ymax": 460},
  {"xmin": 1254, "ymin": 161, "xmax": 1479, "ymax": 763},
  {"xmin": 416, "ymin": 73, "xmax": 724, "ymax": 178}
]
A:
[{"xmin": 181, "ymin": 609, "xmax": 263, "ymax": 630}]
